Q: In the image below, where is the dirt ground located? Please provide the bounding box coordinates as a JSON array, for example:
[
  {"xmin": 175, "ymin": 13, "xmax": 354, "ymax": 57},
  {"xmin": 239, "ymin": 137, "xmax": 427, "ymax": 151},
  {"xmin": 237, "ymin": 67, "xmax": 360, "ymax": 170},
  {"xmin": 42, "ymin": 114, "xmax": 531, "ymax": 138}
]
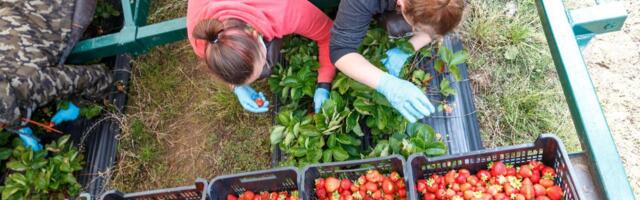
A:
[{"xmin": 569, "ymin": 0, "xmax": 640, "ymax": 196}]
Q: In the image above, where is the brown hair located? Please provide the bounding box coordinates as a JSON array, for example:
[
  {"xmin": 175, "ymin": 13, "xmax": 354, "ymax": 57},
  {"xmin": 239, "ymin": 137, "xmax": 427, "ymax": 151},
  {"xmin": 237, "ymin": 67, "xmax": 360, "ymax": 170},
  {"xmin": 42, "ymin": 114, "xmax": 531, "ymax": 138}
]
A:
[
  {"xmin": 192, "ymin": 19, "xmax": 262, "ymax": 85},
  {"xmin": 402, "ymin": 0, "xmax": 465, "ymax": 35}
]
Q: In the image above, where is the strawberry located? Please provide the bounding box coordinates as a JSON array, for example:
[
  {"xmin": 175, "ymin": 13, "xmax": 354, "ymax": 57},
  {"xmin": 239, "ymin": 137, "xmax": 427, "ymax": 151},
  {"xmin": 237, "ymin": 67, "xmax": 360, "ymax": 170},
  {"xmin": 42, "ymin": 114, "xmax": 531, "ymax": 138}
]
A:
[
  {"xmin": 326, "ymin": 177, "xmax": 341, "ymax": 193},
  {"xmin": 466, "ymin": 175, "xmax": 479, "ymax": 185},
  {"xmin": 350, "ymin": 185, "xmax": 359, "ymax": 193},
  {"xmin": 463, "ymin": 190, "xmax": 475, "ymax": 199},
  {"xmin": 364, "ymin": 182, "xmax": 378, "ymax": 192},
  {"xmin": 530, "ymin": 170, "xmax": 540, "ymax": 184},
  {"xmin": 241, "ymin": 191, "xmax": 255, "ymax": 200},
  {"xmin": 455, "ymin": 174, "xmax": 467, "ymax": 184},
  {"xmin": 476, "ymin": 170, "xmax": 491, "ymax": 182},
  {"xmin": 371, "ymin": 191, "xmax": 382, "ymax": 200},
  {"xmin": 426, "ymin": 178, "xmax": 438, "ymax": 193},
  {"xmin": 445, "ymin": 170, "xmax": 458, "ymax": 185},
  {"xmin": 490, "ymin": 161, "xmax": 507, "ymax": 177},
  {"xmin": 330, "ymin": 191, "xmax": 340, "ymax": 200},
  {"xmin": 260, "ymin": 192, "xmax": 268, "ymax": 200},
  {"xmin": 542, "ymin": 167, "xmax": 556, "ymax": 178},
  {"xmin": 513, "ymin": 194, "xmax": 526, "ymax": 200},
  {"xmin": 366, "ymin": 170, "xmax": 383, "ymax": 183},
  {"xmin": 396, "ymin": 179, "xmax": 406, "ymax": 190},
  {"xmin": 539, "ymin": 179, "xmax": 554, "ymax": 188},
  {"xmin": 493, "ymin": 193, "xmax": 507, "ymax": 200},
  {"xmin": 381, "ymin": 179, "xmax": 395, "ymax": 194},
  {"xmin": 519, "ymin": 165, "xmax": 533, "ymax": 178},
  {"xmin": 228, "ymin": 194, "xmax": 238, "ymax": 200},
  {"xmin": 398, "ymin": 188, "xmax": 407, "ymax": 197},
  {"xmin": 546, "ymin": 186, "xmax": 563, "ymax": 200},
  {"xmin": 445, "ymin": 189, "xmax": 456, "ymax": 199},
  {"xmin": 451, "ymin": 183, "xmax": 460, "ymax": 192},
  {"xmin": 316, "ymin": 178, "xmax": 326, "ymax": 190},
  {"xmin": 435, "ymin": 188, "xmax": 447, "ymax": 200},
  {"xmin": 460, "ymin": 183, "xmax": 472, "ymax": 192},
  {"xmin": 389, "ymin": 171, "xmax": 401, "ymax": 182},
  {"xmin": 382, "ymin": 194, "xmax": 393, "ymax": 200},
  {"xmin": 357, "ymin": 176, "xmax": 367, "ymax": 185},
  {"xmin": 255, "ymin": 98, "xmax": 265, "ymax": 107},
  {"xmin": 534, "ymin": 184, "xmax": 546, "ymax": 196},
  {"xmin": 521, "ymin": 178, "xmax": 534, "ymax": 200},
  {"xmin": 341, "ymin": 179, "xmax": 353, "ymax": 191},
  {"xmin": 316, "ymin": 189, "xmax": 327, "ymax": 200},
  {"xmin": 416, "ymin": 179, "xmax": 428, "ymax": 193},
  {"xmin": 506, "ymin": 165, "xmax": 517, "ymax": 176},
  {"xmin": 536, "ymin": 196, "xmax": 551, "ymax": 200},
  {"xmin": 423, "ymin": 193, "xmax": 436, "ymax": 200}
]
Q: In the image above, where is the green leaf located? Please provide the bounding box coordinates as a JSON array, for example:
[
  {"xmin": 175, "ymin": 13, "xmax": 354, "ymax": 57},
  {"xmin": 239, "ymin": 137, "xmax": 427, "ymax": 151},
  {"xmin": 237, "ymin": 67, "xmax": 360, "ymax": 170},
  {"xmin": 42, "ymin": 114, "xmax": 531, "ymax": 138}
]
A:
[
  {"xmin": 283, "ymin": 133, "xmax": 295, "ymax": 146},
  {"xmin": 327, "ymin": 134, "xmax": 337, "ymax": 148},
  {"xmin": 1, "ymin": 185, "xmax": 20, "ymax": 199},
  {"xmin": 6, "ymin": 161, "xmax": 26, "ymax": 171},
  {"xmin": 300, "ymin": 125, "xmax": 320, "ymax": 137},
  {"xmin": 424, "ymin": 148, "xmax": 447, "ymax": 156},
  {"xmin": 343, "ymin": 145, "xmax": 360, "ymax": 157},
  {"xmin": 9, "ymin": 173, "xmax": 27, "ymax": 186},
  {"xmin": 434, "ymin": 59, "xmax": 445, "ymax": 73},
  {"xmin": 396, "ymin": 39, "xmax": 415, "ymax": 54},
  {"xmin": 438, "ymin": 45, "xmax": 451, "ymax": 64},
  {"xmin": 449, "ymin": 65, "xmax": 462, "ymax": 81},
  {"xmin": 449, "ymin": 50, "xmax": 468, "ymax": 66},
  {"xmin": 307, "ymin": 148, "xmax": 323, "ymax": 162},
  {"xmin": 290, "ymin": 148, "xmax": 307, "ymax": 157},
  {"xmin": 0, "ymin": 148, "xmax": 12, "ymax": 160},
  {"xmin": 322, "ymin": 149, "xmax": 333, "ymax": 163},
  {"xmin": 332, "ymin": 147, "xmax": 349, "ymax": 161},
  {"xmin": 270, "ymin": 126, "xmax": 286, "ymax": 145},
  {"xmin": 30, "ymin": 159, "xmax": 47, "ymax": 169},
  {"xmin": 336, "ymin": 134, "xmax": 352, "ymax": 145},
  {"xmin": 352, "ymin": 123, "xmax": 364, "ymax": 137},
  {"xmin": 277, "ymin": 111, "xmax": 292, "ymax": 126},
  {"xmin": 80, "ymin": 104, "xmax": 103, "ymax": 119},
  {"xmin": 353, "ymin": 98, "xmax": 374, "ymax": 115}
]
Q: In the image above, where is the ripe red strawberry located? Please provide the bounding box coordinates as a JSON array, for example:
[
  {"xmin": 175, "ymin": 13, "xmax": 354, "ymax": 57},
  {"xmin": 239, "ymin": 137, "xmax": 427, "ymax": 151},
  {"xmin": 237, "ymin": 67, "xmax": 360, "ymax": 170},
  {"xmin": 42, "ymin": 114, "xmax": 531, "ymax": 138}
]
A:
[
  {"xmin": 477, "ymin": 170, "xmax": 491, "ymax": 181},
  {"xmin": 255, "ymin": 98, "xmax": 265, "ymax": 107},
  {"xmin": 530, "ymin": 170, "xmax": 541, "ymax": 184},
  {"xmin": 357, "ymin": 176, "xmax": 366, "ymax": 185},
  {"xmin": 435, "ymin": 188, "xmax": 447, "ymax": 200},
  {"xmin": 463, "ymin": 190, "xmax": 475, "ymax": 199},
  {"xmin": 416, "ymin": 179, "xmax": 428, "ymax": 193},
  {"xmin": 316, "ymin": 178, "xmax": 326, "ymax": 190},
  {"xmin": 382, "ymin": 194, "xmax": 393, "ymax": 200},
  {"xmin": 431, "ymin": 174, "xmax": 443, "ymax": 185},
  {"xmin": 513, "ymin": 194, "xmax": 526, "ymax": 200},
  {"xmin": 539, "ymin": 179, "xmax": 554, "ymax": 188},
  {"xmin": 445, "ymin": 170, "xmax": 458, "ymax": 185},
  {"xmin": 341, "ymin": 179, "xmax": 352, "ymax": 191},
  {"xmin": 423, "ymin": 193, "xmax": 436, "ymax": 200},
  {"xmin": 325, "ymin": 177, "xmax": 341, "ymax": 193},
  {"xmin": 381, "ymin": 180, "xmax": 395, "ymax": 194},
  {"xmin": 460, "ymin": 183, "xmax": 471, "ymax": 192},
  {"xmin": 466, "ymin": 175, "xmax": 479, "ymax": 185},
  {"xmin": 371, "ymin": 191, "xmax": 382, "ymax": 200},
  {"xmin": 366, "ymin": 170, "xmax": 383, "ymax": 183},
  {"xmin": 241, "ymin": 191, "xmax": 255, "ymax": 200},
  {"xmin": 316, "ymin": 189, "xmax": 327, "ymax": 200},
  {"xmin": 389, "ymin": 171, "xmax": 401, "ymax": 182},
  {"xmin": 426, "ymin": 178, "xmax": 438, "ymax": 193},
  {"xmin": 398, "ymin": 188, "xmax": 407, "ymax": 197},
  {"xmin": 506, "ymin": 165, "xmax": 517, "ymax": 176},
  {"xmin": 493, "ymin": 193, "xmax": 507, "ymax": 200},
  {"xmin": 519, "ymin": 165, "xmax": 533, "ymax": 178},
  {"xmin": 534, "ymin": 184, "xmax": 546, "ymax": 196},
  {"xmin": 542, "ymin": 167, "xmax": 556, "ymax": 178},
  {"xmin": 445, "ymin": 189, "xmax": 456, "ymax": 199},
  {"xmin": 364, "ymin": 182, "xmax": 378, "ymax": 192},
  {"xmin": 490, "ymin": 161, "xmax": 507, "ymax": 177},
  {"xmin": 342, "ymin": 192, "xmax": 353, "ymax": 200},
  {"xmin": 260, "ymin": 192, "xmax": 268, "ymax": 200},
  {"xmin": 451, "ymin": 183, "xmax": 460, "ymax": 192},
  {"xmin": 546, "ymin": 186, "xmax": 563, "ymax": 200},
  {"xmin": 350, "ymin": 185, "xmax": 359, "ymax": 193},
  {"xmin": 455, "ymin": 174, "xmax": 467, "ymax": 184},
  {"xmin": 396, "ymin": 179, "xmax": 406, "ymax": 190},
  {"xmin": 521, "ymin": 178, "xmax": 534, "ymax": 200},
  {"xmin": 228, "ymin": 194, "xmax": 238, "ymax": 200},
  {"xmin": 458, "ymin": 169, "xmax": 471, "ymax": 177},
  {"xmin": 536, "ymin": 196, "xmax": 551, "ymax": 200}
]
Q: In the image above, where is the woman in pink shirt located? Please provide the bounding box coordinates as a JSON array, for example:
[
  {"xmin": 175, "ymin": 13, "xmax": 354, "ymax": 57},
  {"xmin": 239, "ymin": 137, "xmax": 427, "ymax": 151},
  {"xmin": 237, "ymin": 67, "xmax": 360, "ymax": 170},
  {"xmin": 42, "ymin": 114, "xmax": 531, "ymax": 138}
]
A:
[{"xmin": 187, "ymin": 0, "xmax": 335, "ymax": 113}]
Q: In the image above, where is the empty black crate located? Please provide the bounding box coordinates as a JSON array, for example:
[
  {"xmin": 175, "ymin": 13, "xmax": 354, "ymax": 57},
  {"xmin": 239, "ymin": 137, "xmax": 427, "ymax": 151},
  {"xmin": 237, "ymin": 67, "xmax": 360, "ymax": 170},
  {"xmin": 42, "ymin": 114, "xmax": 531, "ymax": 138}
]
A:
[
  {"xmin": 100, "ymin": 179, "xmax": 208, "ymax": 200},
  {"xmin": 208, "ymin": 167, "xmax": 300, "ymax": 200},
  {"xmin": 407, "ymin": 134, "xmax": 582, "ymax": 200},
  {"xmin": 301, "ymin": 155, "xmax": 407, "ymax": 200}
]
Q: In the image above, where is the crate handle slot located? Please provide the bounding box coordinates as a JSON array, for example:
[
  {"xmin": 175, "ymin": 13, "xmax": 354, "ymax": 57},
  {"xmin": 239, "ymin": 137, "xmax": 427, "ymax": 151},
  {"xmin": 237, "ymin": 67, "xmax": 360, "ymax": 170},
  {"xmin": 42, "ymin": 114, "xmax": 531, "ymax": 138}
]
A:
[{"xmin": 240, "ymin": 174, "xmax": 278, "ymax": 183}]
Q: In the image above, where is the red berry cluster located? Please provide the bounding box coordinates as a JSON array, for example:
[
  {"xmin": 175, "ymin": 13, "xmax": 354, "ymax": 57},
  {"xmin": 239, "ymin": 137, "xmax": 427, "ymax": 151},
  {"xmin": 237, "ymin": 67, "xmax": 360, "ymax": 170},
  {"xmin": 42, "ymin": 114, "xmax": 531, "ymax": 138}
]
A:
[
  {"xmin": 416, "ymin": 161, "xmax": 563, "ymax": 200},
  {"xmin": 227, "ymin": 190, "xmax": 299, "ymax": 200},
  {"xmin": 314, "ymin": 170, "xmax": 407, "ymax": 200}
]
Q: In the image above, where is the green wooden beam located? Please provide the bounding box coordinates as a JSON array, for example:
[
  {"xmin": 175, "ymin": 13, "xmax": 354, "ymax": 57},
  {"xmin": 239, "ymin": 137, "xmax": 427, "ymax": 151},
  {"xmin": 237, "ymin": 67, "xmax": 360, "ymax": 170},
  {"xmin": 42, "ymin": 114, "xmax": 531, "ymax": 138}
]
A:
[
  {"xmin": 136, "ymin": 17, "xmax": 187, "ymax": 53},
  {"xmin": 535, "ymin": 0, "xmax": 634, "ymax": 199},
  {"xmin": 569, "ymin": 2, "xmax": 627, "ymax": 49}
]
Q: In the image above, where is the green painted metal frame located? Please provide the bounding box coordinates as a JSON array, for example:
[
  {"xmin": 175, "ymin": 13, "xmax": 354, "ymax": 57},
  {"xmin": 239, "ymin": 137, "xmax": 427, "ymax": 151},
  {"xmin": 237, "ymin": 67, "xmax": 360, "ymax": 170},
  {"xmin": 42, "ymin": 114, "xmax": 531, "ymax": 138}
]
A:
[
  {"xmin": 68, "ymin": 0, "xmax": 634, "ymax": 198},
  {"xmin": 535, "ymin": 0, "xmax": 634, "ymax": 198},
  {"xmin": 67, "ymin": 0, "xmax": 186, "ymax": 63}
]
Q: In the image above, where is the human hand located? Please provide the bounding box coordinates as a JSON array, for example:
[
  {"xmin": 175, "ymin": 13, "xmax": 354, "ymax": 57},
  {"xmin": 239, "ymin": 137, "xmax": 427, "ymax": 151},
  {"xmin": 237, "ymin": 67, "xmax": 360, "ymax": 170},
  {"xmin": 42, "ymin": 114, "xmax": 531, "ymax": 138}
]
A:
[
  {"xmin": 17, "ymin": 127, "xmax": 42, "ymax": 151},
  {"xmin": 376, "ymin": 73, "xmax": 435, "ymax": 122},
  {"xmin": 233, "ymin": 85, "xmax": 270, "ymax": 113},
  {"xmin": 381, "ymin": 47, "xmax": 412, "ymax": 77},
  {"xmin": 51, "ymin": 102, "xmax": 80, "ymax": 125},
  {"xmin": 313, "ymin": 87, "xmax": 330, "ymax": 113}
]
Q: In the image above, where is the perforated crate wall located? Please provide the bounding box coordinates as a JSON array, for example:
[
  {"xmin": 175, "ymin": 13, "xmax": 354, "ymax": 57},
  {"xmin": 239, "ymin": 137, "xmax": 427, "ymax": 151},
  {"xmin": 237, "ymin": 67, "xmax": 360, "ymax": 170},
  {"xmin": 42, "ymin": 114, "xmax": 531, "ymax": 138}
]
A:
[{"xmin": 208, "ymin": 167, "xmax": 300, "ymax": 200}]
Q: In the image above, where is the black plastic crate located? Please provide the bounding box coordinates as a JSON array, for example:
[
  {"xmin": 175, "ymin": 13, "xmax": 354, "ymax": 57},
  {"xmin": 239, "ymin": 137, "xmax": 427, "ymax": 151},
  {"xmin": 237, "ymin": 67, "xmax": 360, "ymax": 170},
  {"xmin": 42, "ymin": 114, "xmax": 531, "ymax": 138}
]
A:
[
  {"xmin": 101, "ymin": 179, "xmax": 208, "ymax": 200},
  {"xmin": 301, "ymin": 155, "xmax": 407, "ymax": 200},
  {"xmin": 208, "ymin": 167, "xmax": 301, "ymax": 200},
  {"xmin": 406, "ymin": 134, "xmax": 582, "ymax": 200}
]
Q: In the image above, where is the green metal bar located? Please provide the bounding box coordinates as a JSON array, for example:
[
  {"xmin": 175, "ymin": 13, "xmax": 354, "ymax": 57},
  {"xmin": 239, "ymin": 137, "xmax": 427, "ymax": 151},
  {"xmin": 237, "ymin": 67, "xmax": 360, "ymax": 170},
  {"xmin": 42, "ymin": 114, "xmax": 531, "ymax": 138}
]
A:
[
  {"xmin": 136, "ymin": 17, "xmax": 187, "ymax": 53},
  {"xmin": 535, "ymin": 0, "xmax": 634, "ymax": 199},
  {"xmin": 133, "ymin": 0, "xmax": 150, "ymax": 26},
  {"xmin": 67, "ymin": 27, "xmax": 137, "ymax": 63},
  {"xmin": 568, "ymin": 2, "xmax": 627, "ymax": 49},
  {"xmin": 120, "ymin": 0, "xmax": 135, "ymax": 27}
]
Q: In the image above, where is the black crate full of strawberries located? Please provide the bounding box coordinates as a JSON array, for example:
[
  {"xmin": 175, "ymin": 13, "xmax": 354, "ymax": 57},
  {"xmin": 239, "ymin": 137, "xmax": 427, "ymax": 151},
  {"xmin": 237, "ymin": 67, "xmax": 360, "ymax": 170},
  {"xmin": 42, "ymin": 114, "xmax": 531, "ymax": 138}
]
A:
[{"xmin": 312, "ymin": 169, "xmax": 408, "ymax": 200}]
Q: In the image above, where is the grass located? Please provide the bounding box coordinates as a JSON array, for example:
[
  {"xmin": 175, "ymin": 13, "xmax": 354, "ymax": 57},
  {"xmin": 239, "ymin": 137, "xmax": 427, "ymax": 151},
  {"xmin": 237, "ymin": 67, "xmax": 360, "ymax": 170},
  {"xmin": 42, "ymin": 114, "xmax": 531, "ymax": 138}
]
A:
[
  {"xmin": 460, "ymin": 0, "xmax": 579, "ymax": 150},
  {"xmin": 109, "ymin": 0, "xmax": 582, "ymax": 193}
]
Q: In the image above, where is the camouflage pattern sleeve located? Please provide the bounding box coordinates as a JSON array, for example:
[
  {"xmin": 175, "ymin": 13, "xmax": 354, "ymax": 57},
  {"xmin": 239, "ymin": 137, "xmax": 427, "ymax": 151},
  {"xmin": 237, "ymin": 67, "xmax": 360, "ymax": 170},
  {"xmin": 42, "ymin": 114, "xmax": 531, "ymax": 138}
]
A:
[{"xmin": 0, "ymin": 0, "xmax": 113, "ymax": 126}]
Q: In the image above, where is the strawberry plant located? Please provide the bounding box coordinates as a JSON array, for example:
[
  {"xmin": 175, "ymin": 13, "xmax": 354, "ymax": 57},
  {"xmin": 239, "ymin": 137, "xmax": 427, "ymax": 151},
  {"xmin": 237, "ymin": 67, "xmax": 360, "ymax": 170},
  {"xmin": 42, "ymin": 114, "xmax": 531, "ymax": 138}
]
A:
[
  {"xmin": 434, "ymin": 44, "xmax": 468, "ymax": 81},
  {"xmin": 0, "ymin": 135, "xmax": 84, "ymax": 199}
]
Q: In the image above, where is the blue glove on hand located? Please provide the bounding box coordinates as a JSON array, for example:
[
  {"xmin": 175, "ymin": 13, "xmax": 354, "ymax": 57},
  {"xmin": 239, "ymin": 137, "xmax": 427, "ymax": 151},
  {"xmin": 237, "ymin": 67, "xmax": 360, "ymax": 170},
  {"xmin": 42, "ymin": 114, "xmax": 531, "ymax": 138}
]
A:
[
  {"xmin": 51, "ymin": 102, "xmax": 80, "ymax": 125},
  {"xmin": 17, "ymin": 127, "xmax": 42, "ymax": 152},
  {"xmin": 381, "ymin": 47, "xmax": 412, "ymax": 77},
  {"xmin": 314, "ymin": 88, "xmax": 330, "ymax": 113},
  {"xmin": 234, "ymin": 85, "xmax": 270, "ymax": 113},
  {"xmin": 376, "ymin": 73, "xmax": 435, "ymax": 123}
]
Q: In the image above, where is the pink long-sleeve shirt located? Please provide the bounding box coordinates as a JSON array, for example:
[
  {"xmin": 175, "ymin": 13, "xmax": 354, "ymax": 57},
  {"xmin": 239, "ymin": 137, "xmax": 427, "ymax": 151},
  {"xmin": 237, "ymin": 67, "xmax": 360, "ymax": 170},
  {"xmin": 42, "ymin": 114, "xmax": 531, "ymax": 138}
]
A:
[{"xmin": 187, "ymin": 0, "xmax": 336, "ymax": 83}]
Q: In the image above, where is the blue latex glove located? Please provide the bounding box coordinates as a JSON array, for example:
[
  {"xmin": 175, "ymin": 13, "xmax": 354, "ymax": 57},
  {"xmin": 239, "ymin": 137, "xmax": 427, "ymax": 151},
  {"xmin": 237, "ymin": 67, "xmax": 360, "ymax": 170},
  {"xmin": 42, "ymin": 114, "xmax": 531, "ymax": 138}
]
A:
[
  {"xmin": 17, "ymin": 127, "xmax": 42, "ymax": 152},
  {"xmin": 314, "ymin": 88, "xmax": 330, "ymax": 113},
  {"xmin": 376, "ymin": 73, "xmax": 435, "ymax": 123},
  {"xmin": 381, "ymin": 47, "xmax": 412, "ymax": 77},
  {"xmin": 51, "ymin": 102, "xmax": 80, "ymax": 125},
  {"xmin": 234, "ymin": 85, "xmax": 270, "ymax": 113}
]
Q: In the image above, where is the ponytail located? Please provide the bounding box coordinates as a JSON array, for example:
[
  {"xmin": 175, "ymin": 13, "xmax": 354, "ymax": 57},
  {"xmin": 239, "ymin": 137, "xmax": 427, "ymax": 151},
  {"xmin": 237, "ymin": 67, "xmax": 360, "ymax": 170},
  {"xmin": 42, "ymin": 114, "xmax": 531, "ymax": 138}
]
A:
[
  {"xmin": 403, "ymin": 0, "xmax": 464, "ymax": 35},
  {"xmin": 192, "ymin": 19, "xmax": 262, "ymax": 85}
]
